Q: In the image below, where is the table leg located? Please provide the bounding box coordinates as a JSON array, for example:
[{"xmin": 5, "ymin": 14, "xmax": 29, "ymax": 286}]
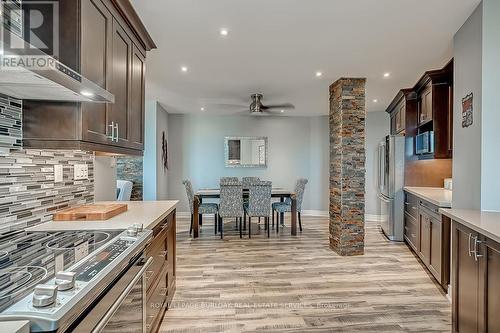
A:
[
  {"xmin": 291, "ymin": 195, "xmax": 297, "ymax": 236},
  {"xmin": 193, "ymin": 196, "xmax": 200, "ymax": 238}
]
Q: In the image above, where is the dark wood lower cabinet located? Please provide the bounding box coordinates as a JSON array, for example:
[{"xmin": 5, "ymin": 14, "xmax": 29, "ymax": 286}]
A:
[
  {"xmin": 145, "ymin": 210, "xmax": 176, "ymax": 333},
  {"xmin": 404, "ymin": 192, "xmax": 450, "ymax": 290},
  {"xmin": 452, "ymin": 221, "xmax": 500, "ymax": 332}
]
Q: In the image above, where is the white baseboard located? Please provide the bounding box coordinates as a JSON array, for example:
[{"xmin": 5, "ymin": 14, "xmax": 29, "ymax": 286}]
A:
[
  {"xmin": 301, "ymin": 210, "xmax": 328, "ymax": 217},
  {"xmin": 365, "ymin": 214, "xmax": 383, "ymax": 222}
]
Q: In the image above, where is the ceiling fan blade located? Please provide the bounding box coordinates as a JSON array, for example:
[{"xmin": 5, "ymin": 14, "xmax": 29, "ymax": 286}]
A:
[
  {"xmin": 209, "ymin": 103, "xmax": 248, "ymax": 109},
  {"xmin": 261, "ymin": 103, "xmax": 295, "ymax": 110}
]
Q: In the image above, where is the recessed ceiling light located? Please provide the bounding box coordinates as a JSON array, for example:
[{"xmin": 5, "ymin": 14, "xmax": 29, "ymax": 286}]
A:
[
  {"xmin": 373, "ymin": 99, "xmax": 378, "ymax": 103},
  {"xmin": 219, "ymin": 28, "xmax": 229, "ymax": 36},
  {"xmin": 280, "ymin": 109, "xmax": 285, "ymax": 113},
  {"xmin": 383, "ymin": 72, "xmax": 390, "ymax": 78},
  {"xmin": 201, "ymin": 107, "xmax": 205, "ymax": 111},
  {"xmin": 181, "ymin": 66, "xmax": 188, "ymax": 72},
  {"xmin": 80, "ymin": 90, "xmax": 94, "ymax": 97},
  {"xmin": 315, "ymin": 71, "xmax": 323, "ymax": 78}
]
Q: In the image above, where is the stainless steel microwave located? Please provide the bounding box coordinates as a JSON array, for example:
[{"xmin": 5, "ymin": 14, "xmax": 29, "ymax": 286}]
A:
[{"xmin": 416, "ymin": 131, "xmax": 434, "ymax": 155}]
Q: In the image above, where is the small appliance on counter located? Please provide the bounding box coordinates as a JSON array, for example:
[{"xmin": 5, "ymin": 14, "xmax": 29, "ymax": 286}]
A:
[
  {"xmin": 444, "ymin": 178, "xmax": 453, "ymax": 190},
  {"xmin": 0, "ymin": 224, "xmax": 152, "ymax": 332},
  {"xmin": 377, "ymin": 135, "xmax": 405, "ymax": 241}
]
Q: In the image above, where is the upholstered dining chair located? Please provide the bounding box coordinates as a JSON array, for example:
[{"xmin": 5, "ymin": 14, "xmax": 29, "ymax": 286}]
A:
[
  {"xmin": 244, "ymin": 181, "xmax": 272, "ymax": 238},
  {"xmin": 220, "ymin": 177, "xmax": 239, "ymax": 184},
  {"xmin": 182, "ymin": 180, "xmax": 219, "ymax": 235},
  {"xmin": 242, "ymin": 177, "xmax": 260, "ymax": 189},
  {"xmin": 272, "ymin": 178, "xmax": 308, "ymax": 232},
  {"xmin": 219, "ymin": 181, "xmax": 244, "ymax": 239}
]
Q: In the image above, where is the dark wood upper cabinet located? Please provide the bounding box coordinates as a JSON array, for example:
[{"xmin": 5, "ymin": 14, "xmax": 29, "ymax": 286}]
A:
[
  {"xmin": 386, "ymin": 60, "xmax": 453, "ymax": 160},
  {"xmin": 414, "ymin": 60, "xmax": 453, "ymax": 159},
  {"xmin": 81, "ymin": 0, "xmax": 113, "ymax": 145},
  {"xmin": 130, "ymin": 45, "xmax": 146, "ymax": 148},
  {"xmin": 22, "ymin": 0, "xmax": 155, "ymax": 156}
]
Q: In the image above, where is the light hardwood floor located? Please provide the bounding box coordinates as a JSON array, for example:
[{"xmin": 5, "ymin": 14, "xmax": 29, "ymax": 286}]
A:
[{"xmin": 160, "ymin": 216, "xmax": 451, "ymax": 332}]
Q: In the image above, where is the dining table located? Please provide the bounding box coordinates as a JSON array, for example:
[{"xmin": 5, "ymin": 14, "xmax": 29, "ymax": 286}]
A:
[{"xmin": 192, "ymin": 188, "xmax": 297, "ymax": 238}]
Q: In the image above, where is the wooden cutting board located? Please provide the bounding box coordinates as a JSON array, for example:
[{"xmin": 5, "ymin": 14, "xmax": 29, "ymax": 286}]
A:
[{"xmin": 53, "ymin": 203, "xmax": 128, "ymax": 221}]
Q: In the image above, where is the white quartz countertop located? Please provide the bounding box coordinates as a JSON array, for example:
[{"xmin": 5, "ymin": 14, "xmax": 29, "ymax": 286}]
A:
[
  {"xmin": 440, "ymin": 209, "xmax": 500, "ymax": 244},
  {"xmin": 1, "ymin": 321, "xmax": 29, "ymax": 333},
  {"xmin": 27, "ymin": 200, "xmax": 178, "ymax": 232},
  {"xmin": 403, "ymin": 187, "xmax": 452, "ymax": 208}
]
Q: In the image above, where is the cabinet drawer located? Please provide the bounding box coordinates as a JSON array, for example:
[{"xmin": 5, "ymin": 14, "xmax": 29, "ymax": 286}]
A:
[
  {"xmin": 146, "ymin": 266, "xmax": 168, "ymax": 333},
  {"xmin": 404, "ymin": 212, "xmax": 418, "ymax": 251},
  {"xmin": 404, "ymin": 193, "xmax": 419, "ymax": 219},
  {"xmin": 419, "ymin": 200, "xmax": 440, "ymax": 218},
  {"xmin": 145, "ymin": 227, "xmax": 168, "ymax": 292}
]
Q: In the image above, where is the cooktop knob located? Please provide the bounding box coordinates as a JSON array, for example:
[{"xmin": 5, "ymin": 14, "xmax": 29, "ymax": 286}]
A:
[
  {"xmin": 55, "ymin": 271, "xmax": 76, "ymax": 291},
  {"xmin": 127, "ymin": 226, "xmax": 138, "ymax": 237},
  {"xmin": 33, "ymin": 284, "xmax": 58, "ymax": 308}
]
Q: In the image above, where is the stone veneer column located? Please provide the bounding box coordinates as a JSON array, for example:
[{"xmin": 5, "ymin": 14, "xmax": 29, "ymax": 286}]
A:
[{"xmin": 329, "ymin": 78, "xmax": 366, "ymax": 256}]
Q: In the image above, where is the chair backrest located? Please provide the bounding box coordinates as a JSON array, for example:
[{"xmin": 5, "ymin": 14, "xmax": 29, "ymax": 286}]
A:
[
  {"xmin": 247, "ymin": 181, "xmax": 272, "ymax": 217},
  {"xmin": 182, "ymin": 179, "xmax": 195, "ymax": 214},
  {"xmin": 219, "ymin": 182, "xmax": 243, "ymax": 218},
  {"xmin": 220, "ymin": 177, "xmax": 239, "ymax": 185},
  {"xmin": 242, "ymin": 177, "xmax": 260, "ymax": 189},
  {"xmin": 294, "ymin": 178, "xmax": 308, "ymax": 212},
  {"xmin": 116, "ymin": 180, "xmax": 133, "ymax": 201}
]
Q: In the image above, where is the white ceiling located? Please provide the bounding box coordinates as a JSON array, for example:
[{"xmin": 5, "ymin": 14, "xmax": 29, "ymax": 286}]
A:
[{"xmin": 131, "ymin": 0, "xmax": 479, "ymax": 116}]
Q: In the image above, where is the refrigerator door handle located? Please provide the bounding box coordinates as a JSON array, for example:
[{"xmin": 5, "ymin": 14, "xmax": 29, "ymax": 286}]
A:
[{"xmin": 378, "ymin": 194, "xmax": 391, "ymax": 203}]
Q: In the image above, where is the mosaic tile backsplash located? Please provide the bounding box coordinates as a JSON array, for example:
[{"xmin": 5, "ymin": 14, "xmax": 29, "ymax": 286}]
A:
[
  {"xmin": 0, "ymin": 94, "xmax": 22, "ymax": 150},
  {"xmin": 117, "ymin": 156, "xmax": 143, "ymax": 201},
  {"xmin": 0, "ymin": 150, "xmax": 94, "ymax": 234}
]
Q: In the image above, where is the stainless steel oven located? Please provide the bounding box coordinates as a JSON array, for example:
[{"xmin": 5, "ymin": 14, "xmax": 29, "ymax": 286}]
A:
[{"xmin": 72, "ymin": 256, "xmax": 152, "ymax": 333}]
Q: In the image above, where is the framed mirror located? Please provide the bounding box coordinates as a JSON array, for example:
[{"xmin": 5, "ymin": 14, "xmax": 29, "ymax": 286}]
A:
[{"xmin": 224, "ymin": 136, "xmax": 268, "ymax": 168}]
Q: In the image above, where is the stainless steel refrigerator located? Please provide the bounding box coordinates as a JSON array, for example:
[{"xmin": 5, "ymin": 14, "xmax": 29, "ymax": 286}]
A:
[{"xmin": 377, "ymin": 135, "xmax": 405, "ymax": 241}]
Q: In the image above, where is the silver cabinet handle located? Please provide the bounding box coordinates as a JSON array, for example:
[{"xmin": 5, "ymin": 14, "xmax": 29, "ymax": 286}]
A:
[
  {"xmin": 473, "ymin": 236, "xmax": 483, "ymax": 261},
  {"xmin": 468, "ymin": 233, "xmax": 473, "ymax": 256},
  {"xmin": 114, "ymin": 123, "xmax": 119, "ymax": 142},
  {"xmin": 108, "ymin": 122, "xmax": 115, "ymax": 141},
  {"xmin": 92, "ymin": 257, "xmax": 153, "ymax": 333}
]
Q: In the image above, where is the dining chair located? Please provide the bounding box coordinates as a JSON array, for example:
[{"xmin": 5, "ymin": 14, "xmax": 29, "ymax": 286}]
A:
[
  {"xmin": 272, "ymin": 178, "xmax": 308, "ymax": 232},
  {"xmin": 242, "ymin": 177, "xmax": 260, "ymax": 189},
  {"xmin": 244, "ymin": 181, "xmax": 272, "ymax": 238},
  {"xmin": 182, "ymin": 180, "xmax": 219, "ymax": 235},
  {"xmin": 219, "ymin": 181, "xmax": 244, "ymax": 239},
  {"xmin": 220, "ymin": 177, "xmax": 239, "ymax": 184}
]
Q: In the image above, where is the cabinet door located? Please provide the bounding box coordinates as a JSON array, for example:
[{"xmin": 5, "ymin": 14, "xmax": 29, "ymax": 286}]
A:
[
  {"xmin": 129, "ymin": 44, "xmax": 146, "ymax": 150},
  {"xmin": 81, "ymin": 0, "xmax": 112, "ymax": 144},
  {"xmin": 390, "ymin": 114, "xmax": 396, "ymax": 135},
  {"xmin": 428, "ymin": 216, "xmax": 442, "ymax": 282},
  {"xmin": 419, "ymin": 212, "xmax": 431, "ymax": 264},
  {"xmin": 166, "ymin": 219, "xmax": 176, "ymax": 306},
  {"xmin": 479, "ymin": 236, "xmax": 500, "ymax": 333},
  {"xmin": 397, "ymin": 101, "xmax": 406, "ymax": 133},
  {"xmin": 110, "ymin": 20, "xmax": 132, "ymax": 146},
  {"xmin": 452, "ymin": 223, "xmax": 480, "ymax": 333},
  {"xmin": 419, "ymin": 84, "xmax": 433, "ymax": 124}
]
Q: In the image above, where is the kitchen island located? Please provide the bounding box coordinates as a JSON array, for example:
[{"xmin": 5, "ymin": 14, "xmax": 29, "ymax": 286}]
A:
[
  {"xmin": 24, "ymin": 200, "xmax": 178, "ymax": 333},
  {"xmin": 27, "ymin": 200, "xmax": 178, "ymax": 232}
]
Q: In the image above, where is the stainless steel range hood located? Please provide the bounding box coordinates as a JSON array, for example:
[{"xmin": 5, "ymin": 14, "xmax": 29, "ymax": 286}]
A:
[{"xmin": 0, "ymin": 30, "xmax": 115, "ymax": 103}]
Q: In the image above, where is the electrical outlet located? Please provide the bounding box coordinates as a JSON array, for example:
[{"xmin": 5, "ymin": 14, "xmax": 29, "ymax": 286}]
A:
[
  {"xmin": 54, "ymin": 165, "xmax": 63, "ymax": 182},
  {"xmin": 74, "ymin": 164, "xmax": 89, "ymax": 180}
]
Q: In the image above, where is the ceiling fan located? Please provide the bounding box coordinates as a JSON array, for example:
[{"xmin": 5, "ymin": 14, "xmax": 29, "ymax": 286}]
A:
[{"xmin": 208, "ymin": 93, "xmax": 295, "ymax": 116}]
